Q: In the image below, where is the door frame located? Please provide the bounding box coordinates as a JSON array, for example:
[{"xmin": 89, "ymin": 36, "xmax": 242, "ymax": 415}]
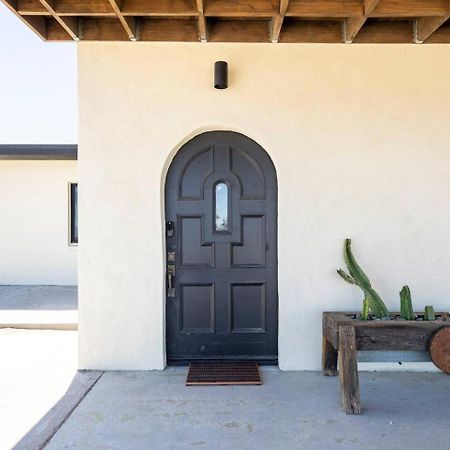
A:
[{"xmin": 162, "ymin": 129, "xmax": 279, "ymax": 365}]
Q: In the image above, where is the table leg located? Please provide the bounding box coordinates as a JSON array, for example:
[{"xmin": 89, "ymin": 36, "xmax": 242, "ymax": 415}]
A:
[
  {"xmin": 338, "ymin": 325, "xmax": 361, "ymax": 414},
  {"xmin": 322, "ymin": 336, "xmax": 338, "ymax": 376}
]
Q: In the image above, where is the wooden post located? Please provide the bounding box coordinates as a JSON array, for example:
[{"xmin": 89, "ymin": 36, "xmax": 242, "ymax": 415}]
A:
[
  {"xmin": 322, "ymin": 336, "xmax": 338, "ymax": 376},
  {"xmin": 338, "ymin": 325, "xmax": 361, "ymax": 414}
]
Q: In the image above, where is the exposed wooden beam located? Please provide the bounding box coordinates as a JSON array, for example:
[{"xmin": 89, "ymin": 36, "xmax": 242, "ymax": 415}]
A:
[
  {"xmin": 37, "ymin": 0, "xmax": 78, "ymax": 39},
  {"xmin": 0, "ymin": 0, "xmax": 47, "ymax": 39},
  {"xmin": 345, "ymin": 0, "xmax": 380, "ymax": 43},
  {"xmin": 353, "ymin": 20, "xmax": 414, "ymax": 43},
  {"xmin": 370, "ymin": 0, "xmax": 448, "ymax": 18},
  {"xmin": 5, "ymin": 0, "xmax": 450, "ymax": 44},
  {"xmin": 108, "ymin": 0, "xmax": 136, "ymax": 40},
  {"xmin": 286, "ymin": 0, "xmax": 362, "ymax": 18},
  {"xmin": 121, "ymin": 0, "xmax": 196, "ymax": 17},
  {"xmin": 280, "ymin": 20, "xmax": 342, "ymax": 43},
  {"xmin": 416, "ymin": 1, "xmax": 450, "ymax": 42},
  {"xmin": 22, "ymin": 14, "xmax": 47, "ymax": 39},
  {"xmin": 209, "ymin": 19, "xmax": 270, "ymax": 42},
  {"xmin": 139, "ymin": 18, "xmax": 198, "ymax": 42},
  {"xmin": 205, "ymin": 0, "xmax": 277, "ymax": 17},
  {"xmin": 79, "ymin": 18, "xmax": 129, "ymax": 40},
  {"xmin": 271, "ymin": 0, "xmax": 289, "ymax": 43},
  {"xmin": 55, "ymin": 0, "xmax": 114, "ymax": 16},
  {"xmin": 195, "ymin": 0, "xmax": 207, "ymax": 42},
  {"xmin": 424, "ymin": 21, "xmax": 450, "ymax": 42},
  {"xmin": 17, "ymin": 0, "xmax": 49, "ymax": 15}
]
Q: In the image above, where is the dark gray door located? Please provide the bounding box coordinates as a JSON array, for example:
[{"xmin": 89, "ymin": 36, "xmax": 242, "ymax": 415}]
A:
[{"xmin": 165, "ymin": 131, "xmax": 278, "ymax": 363}]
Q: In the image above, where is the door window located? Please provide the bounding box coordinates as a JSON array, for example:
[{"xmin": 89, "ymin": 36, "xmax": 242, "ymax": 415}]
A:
[{"xmin": 214, "ymin": 182, "xmax": 229, "ymax": 232}]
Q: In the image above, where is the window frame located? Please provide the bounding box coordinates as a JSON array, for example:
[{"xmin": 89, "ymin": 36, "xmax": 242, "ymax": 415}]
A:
[
  {"xmin": 213, "ymin": 180, "xmax": 231, "ymax": 234},
  {"xmin": 68, "ymin": 182, "xmax": 78, "ymax": 246}
]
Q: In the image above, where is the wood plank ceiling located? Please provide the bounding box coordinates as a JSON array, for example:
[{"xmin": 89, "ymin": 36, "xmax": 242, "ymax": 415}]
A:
[{"xmin": 2, "ymin": 0, "xmax": 450, "ymax": 43}]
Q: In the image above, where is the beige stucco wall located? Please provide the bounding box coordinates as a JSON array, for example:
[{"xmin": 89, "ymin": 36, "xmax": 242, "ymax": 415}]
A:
[
  {"xmin": 0, "ymin": 161, "xmax": 77, "ymax": 285},
  {"xmin": 78, "ymin": 43, "xmax": 450, "ymax": 370}
]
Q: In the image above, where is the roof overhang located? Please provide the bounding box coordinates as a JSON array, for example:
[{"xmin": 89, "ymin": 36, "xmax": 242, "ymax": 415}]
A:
[
  {"xmin": 0, "ymin": 144, "xmax": 77, "ymax": 160},
  {"xmin": 2, "ymin": 1, "xmax": 450, "ymax": 44}
]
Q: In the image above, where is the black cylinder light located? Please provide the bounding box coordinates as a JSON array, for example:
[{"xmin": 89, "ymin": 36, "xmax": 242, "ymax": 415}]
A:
[{"xmin": 214, "ymin": 61, "xmax": 228, "ymax": 89}]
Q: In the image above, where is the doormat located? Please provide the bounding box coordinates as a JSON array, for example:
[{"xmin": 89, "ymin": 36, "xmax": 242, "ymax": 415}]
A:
[{"xmin": 186, "ymin": 361, "xmax": 262, "ymax": 386}]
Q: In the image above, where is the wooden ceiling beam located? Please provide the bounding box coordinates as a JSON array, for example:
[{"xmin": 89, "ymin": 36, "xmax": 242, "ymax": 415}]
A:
[
  {"xmin": 121, "ymin": 0, "xmax": 196, "ymax": 16},
  {"xmin": 17, "ymin": 0, "xmax": 49, "ymax": 14},
  {"xmin": 345, "ymin": 0, "xmax": 380, "ymax": 43},
  {"xmin": 108, "ymin": 0, "xmax": 136, "ymax": 40},
  {"xmin": 280, "ymin": 20, "xmax": 343, "ymax": 42},
  {"xmin": 205, "ymin": 0, "xmax": 277, "ymax": 17},
  {"xmin": 55, "ymin": 0, "xmax": 114, "ymax": 15},
  {"xmin": 370, "ymin": 0, "xmax": 449, "ymax": 18},
  {"xmin": 286, "ymin": 0, "xmax": 362, "ymax": 18},
  {"xmin": 271, "ymin": 0, "xmax": 289, "ymax": 43},
  {"xmin": 1, "ymin": 0, "xmax": 47, "ymax": 39},
  {"xmin": 4, "ymin": 0, "xmax": 450, "ymax": 44},
  {"xmin": 195, "ymin": 0, "xmax": 207, "ymax": 42},
  {"xmin": 209, "ymin": 19, "xmax": 270, "ymax": 42},
  {"xmin": 424, "ymin": 21, "xmax": 450, "ymax": 42},
  {"xmin": 416, "ymin": 1, "xmax": 450, "ymax": 42},
  {"xmin": 37, "ymin": 0, "xmax": 78, "ymax": 39},
  {"xmin": 79, "ymin": 17, "xmax": 129, "ymax": 40},
  {"xmin": 353, "ymin": 20, "xmax": 414, "ymax": 43},
  {"xmin": 138, "ymin": 18, "xmax": 198, "ymax": 42}
]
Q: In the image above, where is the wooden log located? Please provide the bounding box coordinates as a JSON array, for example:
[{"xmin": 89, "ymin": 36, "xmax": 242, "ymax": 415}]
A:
[
  {"xmin": 429, "ymin": 326, "xmax": 450, "ymax": 374},
  {"xmin": 322, "ymin": 336, "xmax": 338, "ymax": 376},
  {"xmin": 338, "ymin": 325, "xmax": 361, "ymax": 414}
]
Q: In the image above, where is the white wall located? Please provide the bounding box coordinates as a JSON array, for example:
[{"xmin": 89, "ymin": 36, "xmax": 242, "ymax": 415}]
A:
[
  {"xmin": 78, "ymin": 43, "xmax": 450, "ymax": 370},
  {"xmin": 0, "ymin": 161, "xmax": 77, "ymax": 285}
]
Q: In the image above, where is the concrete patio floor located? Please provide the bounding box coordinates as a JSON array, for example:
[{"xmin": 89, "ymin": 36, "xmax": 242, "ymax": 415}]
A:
[
  {"xmin": 40, "ymin": 369, "xmax": 450, "ymax": 450},
  {"xmin": 0, "ymin": 285, "xmax": 77, "ymax": 329},
  {"xmin": 0, "ymin": 329, "xmax": 77, "ymax": 450}
]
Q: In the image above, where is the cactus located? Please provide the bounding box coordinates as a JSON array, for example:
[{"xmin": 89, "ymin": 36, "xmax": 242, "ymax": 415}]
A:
[
  {"xmin": 400, "ymin": 286, "xmax": 414, "ymax": 320},
  {"xmin": 361, "ymin": 297, "xmax": 369, "ymax": 321},
  {"xmin": 337, "ymin": 239, "xmax": 389, "ymax": 319},
  {"xmin": 424, "ymin": 305, "xmax": 436, "ymax": 321}
]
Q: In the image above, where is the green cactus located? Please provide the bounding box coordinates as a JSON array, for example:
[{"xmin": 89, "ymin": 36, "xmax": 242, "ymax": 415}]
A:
[
  {"xmin": 400, "ymin": 286, "xmax": 414, "ymax": 320},
  {"xmin": 361, "ymin": 297, "xmax": 369, "ymax": 321},
  {"xmin": 424, "ymin": 305, "xmax": 436, "ymax": 321},
  {"xmin": 337, "ymin": 239, "xmax": 389, "ymax": 319}
]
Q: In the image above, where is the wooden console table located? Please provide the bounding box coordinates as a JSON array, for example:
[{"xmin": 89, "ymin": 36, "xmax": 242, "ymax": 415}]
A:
[{"xmin": 322, "ymin": 311, "xmax": 450, "ymax": 414}]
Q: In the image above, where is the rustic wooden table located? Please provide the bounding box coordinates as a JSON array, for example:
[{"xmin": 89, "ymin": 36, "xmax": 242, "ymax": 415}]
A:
[{"xmin": 322, "ymin": 311, "xmax": 450, "ymax": 414}]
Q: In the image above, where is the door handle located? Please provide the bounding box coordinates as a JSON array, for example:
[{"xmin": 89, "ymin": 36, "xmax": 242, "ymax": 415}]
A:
[{"xmin": 167, "ymin": 265, "xmax": 175, "ymax": 298}]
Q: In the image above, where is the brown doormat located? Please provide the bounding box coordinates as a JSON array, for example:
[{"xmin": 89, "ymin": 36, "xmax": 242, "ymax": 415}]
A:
[{"xmin": 186, "ymin": 361, "xmax": 262, "ymax": 386}]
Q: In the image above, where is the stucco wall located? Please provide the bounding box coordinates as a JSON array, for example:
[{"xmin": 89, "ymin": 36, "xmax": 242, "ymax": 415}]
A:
[
  {"xmin": 0, "ymin": 161, "xmax": 77, "ymax": 285},
  {"xmin": 78, "ymin": 43, "xmax": 450, "ymax": 370}
]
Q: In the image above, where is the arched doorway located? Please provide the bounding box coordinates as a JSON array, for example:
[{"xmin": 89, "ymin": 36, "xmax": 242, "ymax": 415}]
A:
[{"xmin": 165, "ymin": 131, "xmax": 278, "ymax": 363}]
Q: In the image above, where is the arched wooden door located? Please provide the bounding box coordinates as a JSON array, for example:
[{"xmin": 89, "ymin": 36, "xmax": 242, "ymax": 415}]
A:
[{"xmin": 165, "ymin": 131, "xmax": 278, "ymax": 363}]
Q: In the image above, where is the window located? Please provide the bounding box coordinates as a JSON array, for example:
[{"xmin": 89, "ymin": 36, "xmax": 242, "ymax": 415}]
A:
[
  {"xmin": 69, "ymin": 183, "xmax": 78, "ymax": 245},
  {"xmin": 214, "ymin": 182, "xmax": 229, "ymax": 232}
]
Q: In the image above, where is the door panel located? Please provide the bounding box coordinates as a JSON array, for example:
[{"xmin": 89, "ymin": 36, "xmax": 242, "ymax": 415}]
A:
[
  {"xmin": 165, "ymin": 131, "xmax": 278, "ymax": 362},
  {"xmin": 231, "ymin": 283, "xmax": 266, "ymax": 333},
  {"xmin": 231, "ymin": 216, "xmax": 265, "ymax": 267},
  {"xmin": 180, "ymin": 284, "xmax": 214, "ymax": 334},
  {"xmin": 180, "ymin": 217, "xmax": 213, "ymax": 267}
]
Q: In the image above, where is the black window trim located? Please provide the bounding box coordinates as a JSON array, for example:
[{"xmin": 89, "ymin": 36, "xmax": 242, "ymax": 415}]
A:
[{"xmin": 69, "ymin": 182, "xmax": 78, "ymax": 246}]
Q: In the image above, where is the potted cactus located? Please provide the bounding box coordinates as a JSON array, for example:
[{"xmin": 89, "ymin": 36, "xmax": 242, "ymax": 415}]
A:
[
  {"xmin": 337, "ymin": 239, "xmax": 439, "ymax": 322},
  {"xmin": 323, "ymin": 239, "xmax": 450, "ymax": 415}
]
